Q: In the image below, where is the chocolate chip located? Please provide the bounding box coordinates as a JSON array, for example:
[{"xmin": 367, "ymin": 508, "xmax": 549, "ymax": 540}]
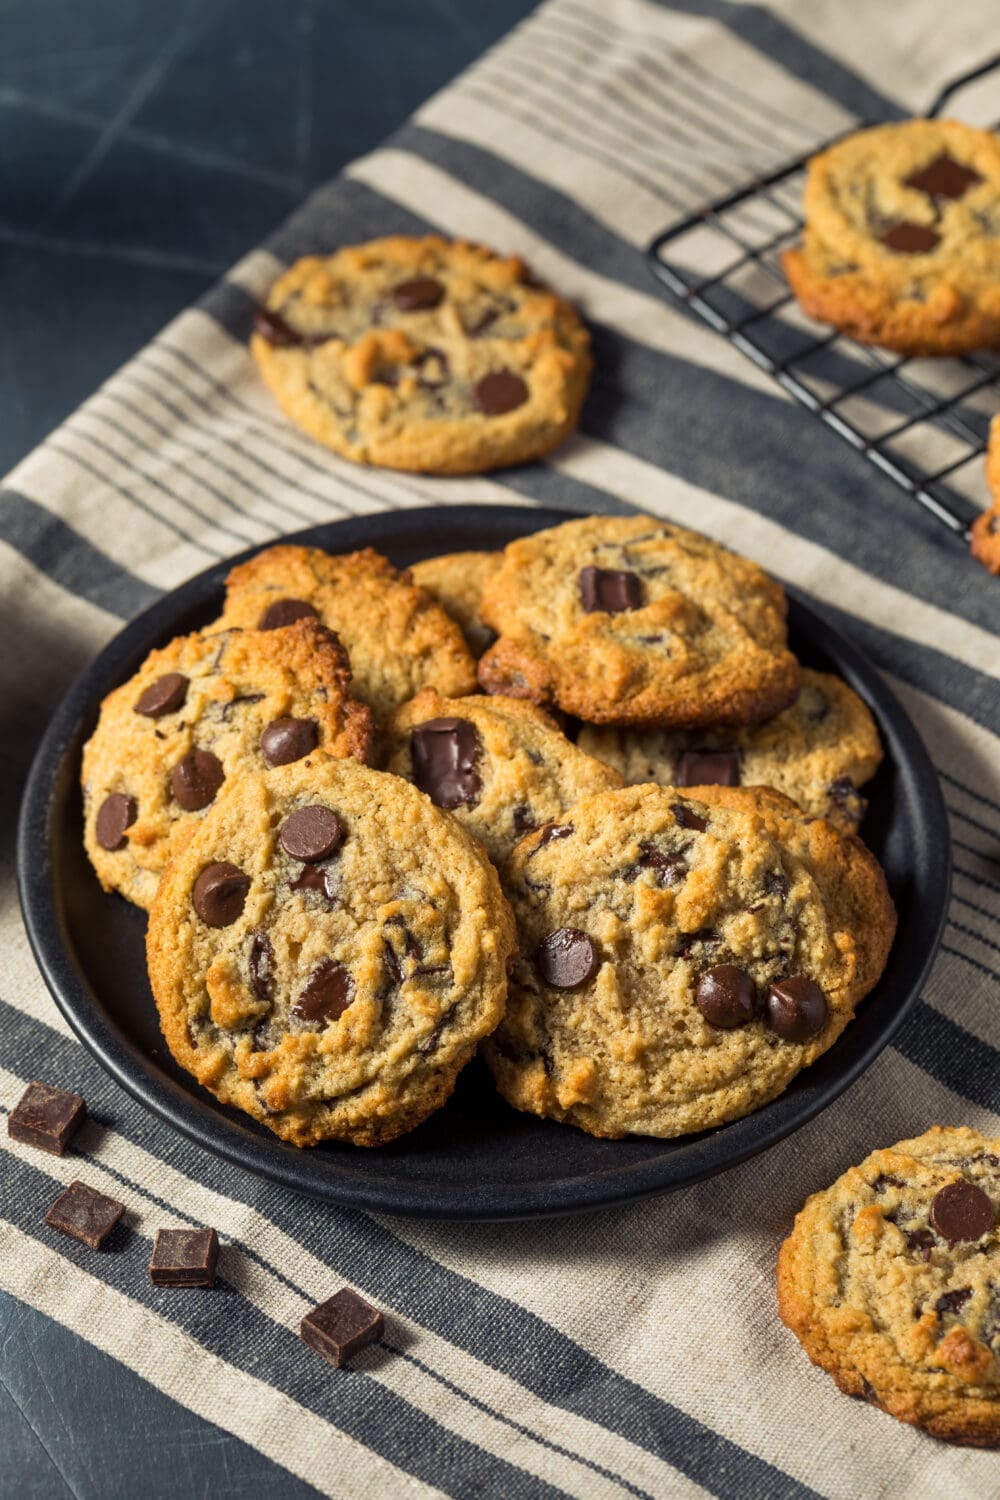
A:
[
  {"xmin": 261, "ymin": 717, "xmax": 318, "ymax": 766},
  {"xmin": 905, "ymin": 154, "xmax": 982, "ymax": 200},
  {"xmin": 535, "ymin": 928, "xmax": 600, "ymax": 989},
  {"xmin": 929, "ymin": 1181, "xmax": 994, "ymax": 1244},
  {"xmin": 150, "ymin": 1227, "xmax": 219, "ymax": 1288},
  {"xmin": 254, "ymin": 306, "xmax": 304, "ymax": 346},
  {"xmin": 935, "ymin": 1287, "xmax": 972, "ymax": 1318},
  {"xmin": 134, "ymin": 672, "xmax": 189, "ymax": 718},
  {"xmin": 8, "ymin": 1081, "xmax": 85, "ymax": 1156},
  {"xmin": 872, "ymin": 1173, "xmax": 905, "ymax": 1193},
  {"xmin": 904, "ymin": 1227, "xmax": 936, "ymax": 1261},
  {"xmin": 671, "ymin": 802, "xmax": 707, "ymax": 832},
  {"xmin": 249, "ymin": 931, "xmax": 273, "ymax": 1004},
  {"xmin": 765, "ymin": 976, "xmax": 827, "ymax": 1041},
  {"xmin": 676, "ymin": 927, "xmax": 721, "ymax": 959},
  {"xmin": 578, "ymin": 566, "xmax": 643, "ymax": 614},
  {"xmin": 293, "ymin": 961, "xmax": 355, "ymax": 1024},
  {"xmin": 512, "ymin": 805, "xmax": 537, "ymax": 836},
  {"xmin": 880, "ymin": 222, "xmax": 940, "ymax": 253},
  {"xmin": 392, "ymin": 277, "xmax": 444, "ymax": 311},
  {"xmin": 193, "ymin": 862, "xmax": 250, "ymax": 927},
  {"xmin": 414, "ymin": 347, "xmax": 450, "ymax": 388},
  {"xmin": 695, "ymin": 965, "xmax": 757, "ymax": 1029},
  {"xmin": 300, "ymin": 1288, "xmax": 384, "ymax": 1369},
  {"xmin": 44, "ymin": 1180, "xmax": 125, "ymax": 1250},
  {"xmin": 95, "ymin": 793, "xmax": 136, "ymax": 850},
  {"xmin": 280, "ymin": 806, "xmax": 344, "ymax": 862},
  {"xmin": 259, "ymin": 597, "xmax": 319, "ymax": 630},
  {"xmin": 171, "ymin": 750, "xmax": 224, "ymax": 811},
  {"xmin": 528, "ymin": 822, "xmax": 573, "ymax": 855},
  {"xmin": 473, "ymin": 370, "xmax": 529, "ymax": 414},
  {"xmin": 290, "ymin": 865, "xmax": 337, "ymax": 901},
  {"xmin": 625, "ymin": 841, "xmax": 688, "ymax": 887},
  {"xmin": 466, "ymin": 307, "xmax": 499, "ymax": 336},
  {"xmin": 410, "ymin": 717, "xmax": 482, "ymax": 810},
  {"xmin": 675, "ymin": 748, "xmax": 740, "ymax": 787}
]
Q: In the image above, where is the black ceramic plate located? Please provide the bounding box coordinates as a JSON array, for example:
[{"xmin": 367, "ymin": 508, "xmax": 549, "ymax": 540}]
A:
[{"xmin": 18, "ymin": 505, "xmax": 950, "ymax": 1219}]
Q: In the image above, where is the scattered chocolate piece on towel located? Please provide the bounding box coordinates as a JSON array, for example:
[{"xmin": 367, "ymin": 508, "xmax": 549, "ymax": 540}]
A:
[
  {"xmin": 45, "ymin": 1181, "xmax": 125, "ymax": 1249},
  {"xmin": 8, "ymin": 1081, "xmax": 85, "ymax": 1155},
  {"xmin": 300, "ymin": 1288, "xmax": 384, "ymax": 1368},
  {"xmin": 149, "ymin": 1227, "xmax": 220, "ymax": 1287}
]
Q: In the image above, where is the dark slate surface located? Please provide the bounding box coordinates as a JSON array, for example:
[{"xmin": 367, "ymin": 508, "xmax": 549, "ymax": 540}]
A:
[{"xmin": 1, "ymin": 2, "xmax": 536, "ymax": 1494}]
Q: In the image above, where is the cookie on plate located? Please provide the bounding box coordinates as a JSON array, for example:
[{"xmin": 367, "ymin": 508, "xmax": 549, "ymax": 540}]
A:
[
  {"xmin": 578, "ymin": 668, "xmax": 882, "ymax": 832},
  {"xmin": 783, "ymin": 118, "xmax": 1000, "ymax": 355},
  {"xmin": 483, "ymin": 783, "xmax": 895, "ymax": 1139},
  {"xmin": 477, "ymin": 515, "xmax": 801, "ymax": 727},
  {"xmin": 82, "ymin": 619, "xmax": 373, "ymax": 910},
  {"xmin": 778, "ymin": 1125, "xmax": 1000, "ymax": 1446},
  {"xmin": 409, "ymin": 551, "xmax": 501, "ymax": 656},
  {"xmin": 147, "ymin": 758, "xmax": 515, "ymax": 1147},
  {"xmin": 380, "ymin": 688, "xmax": 623, "ymax": 866},
  {"xmin": 250, "ymin": 236, "xmax": 592, "ymax": 474},
  {"xmin": 219, "ymin": 544, "xmax": 477, "ymax": 719},
  {"xmin": 970, "ymin": 413, "xmax": 1000, "ymax": 575}
]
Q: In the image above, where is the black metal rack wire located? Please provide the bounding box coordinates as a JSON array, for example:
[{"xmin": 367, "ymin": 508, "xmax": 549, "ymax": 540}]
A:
[{"xmin": 646, "ymin": 57, "xmax": 1000, "ymax": 543}]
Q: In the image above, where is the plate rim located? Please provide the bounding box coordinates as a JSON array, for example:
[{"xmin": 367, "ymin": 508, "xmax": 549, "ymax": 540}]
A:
[{"xmin": 16, "ymin": 503, "xmax": 952, "ymax": 1219}]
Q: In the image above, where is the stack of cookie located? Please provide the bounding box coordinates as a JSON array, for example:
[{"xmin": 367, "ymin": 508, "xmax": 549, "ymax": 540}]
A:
[{"xmin": 81, "ymin": 512, "xmax": 895, "ymax": 1152}]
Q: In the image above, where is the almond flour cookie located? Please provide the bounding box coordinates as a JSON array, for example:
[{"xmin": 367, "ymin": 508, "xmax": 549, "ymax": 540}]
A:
[
  {"xmin": 82, "ymin": 619, "xmax": 373, "ymax": 910},
  {"xmin": 477, "ymin": 515, "xmax": 801, "ymax": 727},
  {"xmin": 483, "ymin": 784, "xmax": 895, "ymax": 1139},
  {"xmin": 380, "ymin": 688, "xmax": 622, "ymax": 866},
  {"xmin": 250, "ymin": 236, "xmax": 592, "ymax": 474},
  {"xmin": 578, "ymin": 669, "xmax": 882, "ymax": 832},
  {"xmin": 778, "ymin": 1126, "xmax": 1000, "ymax": 1446},
  {"xmin": 147, "ymin": 758, "xmax": 515, "ymax": 1147},
  {"xmin": 409, "ymin": 551, "xmax": 501, "ymax": 656},
  {"xmin": 219, "ymin": 544, "xmax": 477, "ymax": 719},
  {"xmin": 970, "ymin": 413, "xmax": 1000, "ymax": 575},
  {"xmin": 783, "ymin": 119, "xmax": 1000, "ymax": 355}
]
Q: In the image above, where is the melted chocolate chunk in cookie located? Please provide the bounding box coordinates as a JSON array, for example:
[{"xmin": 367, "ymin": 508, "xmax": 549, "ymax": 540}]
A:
[
  {"xmin": 696, "ymin": 965, "xmax": 757, "ymax": 1029},
  {"xmin": 135, "ymin": 672, "xmax": 189, "ymax": 718},
  {"xmin": 261, "ymin": 717, "xmax": 318, "ymax": 767},
  {"xmin": 578, "ymin": 566, "xmax": 642, "ymax": 614},
  {"xmin": 675, "ymin": 748, "xmax": 741, "ymax": 787},
  {"xmin": 410, "ymin": 717, "xmax": 482, "ymax": 810},
  {"xmin": 171, "ymin": 750, "xmax": 224, "ymax": 811},
  {"xmin": 880, "ymin": 222, "xmax": 940, "ymax": 254},
  {"xmin": 293, "ymin": 961, "xmax": 355, "ymax": 1024},
  {"xmin": 765, "ymin": 976, "xmax": 827, "ymax": 1041},
  {"xmin": 279, "ymin": 806, "xmax": 345, "ymax": 862},
  {"xmin": 254, "ymin": 306, "xmax": 304, "ymax": 347},
  {"xmin": 672, "ymin": 802, "xmax": 707, "ymax": 832},
  {"xmin": 249, "ymin": 931, "xmax": 274, "ymax": 1004},
  {"xmin": 193, "ymin": 862, "xmax": 250, "ymax": 927},
  {"xmin": 392, "ymin": 277, "xmax": 444, "ymax": 311},
  {"xmin": 259, "ymin": 598, "xmax": 320, "ymax": 630},
  {"xmin": 929, "ymin": 1180, "xmax": 994, "ymax": 1245},
  {"xmin": 473, "ymin": 371, "xmax": 528, "ymax": 415},
  {"xmin": 905, "ymin": 154, "xmax": 982, "ymax": 200},
  {"xmin": 535, "ymin": 928, "xmax": 600, "ymax": 990},
  {"xmin": 625, "ymin": 841, "xmax": 688, "ymax": 887},
  {"xmin": 95, "ymin": 793, "xmax": 137, "ymax": 850}
]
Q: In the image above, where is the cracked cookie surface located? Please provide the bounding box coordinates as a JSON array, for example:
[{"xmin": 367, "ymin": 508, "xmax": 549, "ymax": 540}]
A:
[
  {"xmin": 147, "ymin": 758, "xmax": 515, "ymax": 1146},
  {"xmin": 483, "ymin": 783, "xmax": 895, "ymax": 1139},
  {"xmin": 477, "ymin": 515, "xmax": 801, "ymax": 727},
  {"xmin": 82, "ymin": 618, "xmax": 372, "ymax": 910},
  {"xmin": 250, "ymin": 236, "xmax": 592, "ymax": 474},
  {"xmin": 778, "ymin": 1126, "xmax": 1000, "ymax": 1446}
]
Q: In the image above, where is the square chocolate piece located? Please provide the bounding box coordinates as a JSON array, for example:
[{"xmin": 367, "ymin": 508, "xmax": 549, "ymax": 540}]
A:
[
  {"xmin": 45, "ymin": 1180, "xmax": 125, "ymax": 1249},
  {"xmin": 8, "ymin": 1081, "xmax": 85, "ymax": 1156},
  {"xmin": 300, "ymin": 1288, "xmax": 384, "ymax": 1368},
  {"xmin": 150, "ymin": 1227, "xmax": 219, "ymax": 1287}
]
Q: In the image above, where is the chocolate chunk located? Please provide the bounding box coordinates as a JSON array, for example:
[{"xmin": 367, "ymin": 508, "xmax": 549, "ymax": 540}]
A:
[
  {"xmin": 695, "ymin": 965, "xmax": 757, "ymax": 1029},
  {"xmin": 134, "ymin": 672, "xmax": 189, "ymax": 718},
  {"xmin": 529, "ymin": 822, "xmax": 573, "ymax": 854},
  {"xmin": 880, "ymin": 222, "xmax": 940, "ymax": 253},
  {"xmin": 763, "ymin": 871, "xmax": 789, "ymax": 899},
  {"xmin": 535, "ymin": 928, "xmax": 600, "ymax": 989},
  {"xmin": 249, "ymin": 931, "xmax": 273, "ymax": 1004},
  {"xmin": 671, "ymin": 801, "xmax": 707, "ymax": 832},
  {"xmin": 171, "ymin": 749, "xmax": 224, "ymax": 811},
  {"xmin": 261, "ymin": 716, "xmax": 318, "ymax": 766},
  {"xmin": 95, "ymin": 793, "xmax": 137, "ymax": 850},
  {"xmin": 193, "ymin": 862, "xmax": 250, "ymax": 927},
  {"xmin": 929, "ymin": 1181, "xmax": 994, "ymax": 1244},
  {"xmin": 578, "ymin": 566, "xmax": 643, "ymax": 614},
  {"xmin": 935, "ymin": 1287, "xmax": 972, "ymax": 1318},
  {"xmin": 392, "ymin": 277, "xmax": 444, "ymax": 311},
  {"xmin": 293, "ymin": 961, "xmax": 355, "ymax": 1025},
  {"xmin": 45, "ymin": 1180, "xmax": 125, "ymax": 1250},
  {"xmin": 280, "ymin": 806, "xmax": 345, "ymax": 862},
  {"xmin": 676, "ymin": 927, "xmax": 721, "ymax": 959},
  {"xmin": 466, "ymin": 307, "xmax": 498, "ymax": 336},
  {"xmin": 905, "ymin": 154, "xmax": 982, "ymax": 200},
  {"xmin": 872, "ymin": 1173, "xmax": 905, "ymax": 1194},
  {"xmin": 410, "ymin": 717, "xmax": 482, "ymax": 810},
  {"xmin": 675, "ymin": 748, "xmax": 741, "ymax": 787},
  {"xmin": 290, "ymin": 865, "xmax": 337, "ymax": 901},
  {"xmin": 904, "ymin": 1227, "xmax": 936, "ymax": 1261},
  {"xmin": 254, "ymin": 306, "xmax": 304, "ymax": 346},
  {"xmin": 259, "ymin": 597, "xmax": 319, "ymax": 630},
  {"xmin": 625, "ymin": 841, "xmax": 687, "ymax": 887},
  {"xmin": 300, "ymin": 1288, "xmax": 384, "ymax": 1368},
  {"xmin": 765, "ymin": 976, "xmax": 827, "ymax": 1041},
  {"xmin": 414, "ymin": 347, "xmax": 450, "ymax": 389},
  {"xmin": 473, "ymin": 370, "xmax": 529, "ymax": 415},
  {"xmin": 8, "ymin": 1081, "xmax": 85, "ymax": 1156},
  {"xmin": 512, "ymin": 805, "xmax": 537, "ymax": 836},
  {"xmin": 150, "ymin": 1227, "xmax": 219, "ymax": 1288}
]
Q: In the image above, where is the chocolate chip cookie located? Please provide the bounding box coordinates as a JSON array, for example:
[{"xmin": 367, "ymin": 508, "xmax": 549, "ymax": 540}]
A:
[
  {"xmin": 971, "ymin": 413, "xmax": 1000, "ymax": 575},
  {"xmin": 409, "ymin": 551, "xmax": 501, "ymax": 656},
  {"xmin": 778, "ymin": 1126, "xmax": 1000, "ymax": 1446},
  {"xmin": 784, "ymin": 118, "xmax": 1000, "ymax": 355},
  {"xmin": 380, "ymin": 688, "xmax": 622, "ymax": 866},
  {"xmin": 483, "ymin": 783, "xmax": 895, "ymax": 1139},
  {"xmin": 477, "ymin": 515, "xmax": 801, "ymax": 727},
  {"xmin": 219, "ymin": 543, "xmax": 477, "ymax": 719},
  {"xmin": 147, "ymin": 757, "xmax": 516, "ymax": 1147},
  {"xmin": 82, "ymin": 619, "xmax": 372, "ymax": 910},
  {"xmin": 250, "ymin": 236, "xmax": 592, "ymax": 474},
  {"xmin": 578, "ymin": 668, "xmax": 882, "ymax": 832}
]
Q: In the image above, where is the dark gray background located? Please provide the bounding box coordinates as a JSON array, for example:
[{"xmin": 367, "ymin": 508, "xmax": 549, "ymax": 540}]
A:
[{"xmin": 2, "ymin": 2, "xmax": 535, "ymax": 1494}]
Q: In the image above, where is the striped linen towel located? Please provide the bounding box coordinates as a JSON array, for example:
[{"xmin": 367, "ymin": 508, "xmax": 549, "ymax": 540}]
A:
[{"xmin": 3, "ymin": 2, "xmax": 999, "ymax": 1495}]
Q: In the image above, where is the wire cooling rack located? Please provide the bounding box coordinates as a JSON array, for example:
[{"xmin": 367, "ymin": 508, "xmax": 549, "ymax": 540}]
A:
[{"xmin": 646, "ymin": 57, "xmax": 1000, "ymax": 543}]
